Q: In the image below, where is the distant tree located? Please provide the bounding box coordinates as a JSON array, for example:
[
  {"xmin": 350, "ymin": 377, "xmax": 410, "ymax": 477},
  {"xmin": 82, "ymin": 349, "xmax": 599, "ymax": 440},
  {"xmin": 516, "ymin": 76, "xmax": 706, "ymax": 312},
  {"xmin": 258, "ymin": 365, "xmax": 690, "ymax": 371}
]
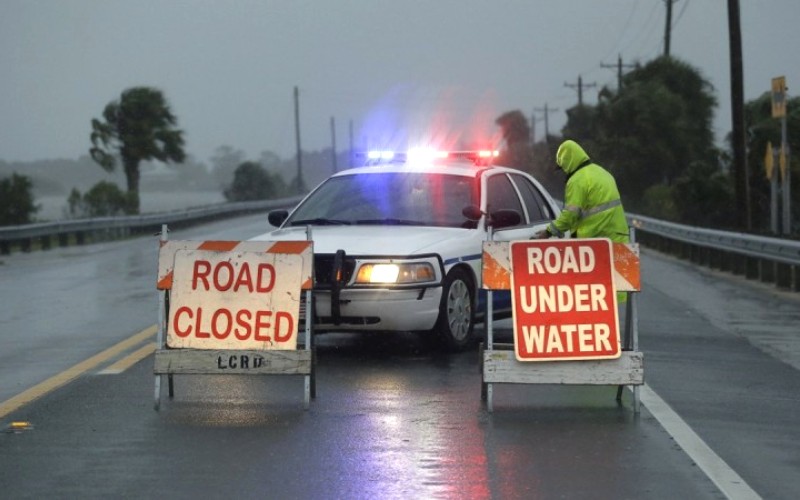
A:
[
  {"xmin": 0, "ymin": 173, "xmax": 39, "ymax": 225},
  {"xmin": 90, "ymin": 87, "xmax": 186, "ymax": 213},
  {"xmin": 495, "ymin": 110, "xmax": 532, "ymax": 169},
  {"xmin": 224, "ymin": 162, "xmax": 286, "ymax": 202},
  {"xmin": 67, "ymin": 181, "xmax": 137, "ymax": 218},
  {"xmin": 672, "ymin": 160, "xmax": 734, "ymax": 227},
  {"xmin": 563, "ymin": 56, "xmax": 719, "ymax": 220}
]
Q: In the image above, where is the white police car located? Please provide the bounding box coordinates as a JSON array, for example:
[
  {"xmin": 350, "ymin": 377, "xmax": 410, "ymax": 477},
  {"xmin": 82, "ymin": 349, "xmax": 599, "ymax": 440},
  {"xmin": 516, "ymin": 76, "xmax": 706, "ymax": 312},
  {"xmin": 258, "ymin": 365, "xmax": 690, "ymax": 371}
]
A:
[{"xmin": 253, "ymin": 149, "xmax": 561, "ymax": 350}]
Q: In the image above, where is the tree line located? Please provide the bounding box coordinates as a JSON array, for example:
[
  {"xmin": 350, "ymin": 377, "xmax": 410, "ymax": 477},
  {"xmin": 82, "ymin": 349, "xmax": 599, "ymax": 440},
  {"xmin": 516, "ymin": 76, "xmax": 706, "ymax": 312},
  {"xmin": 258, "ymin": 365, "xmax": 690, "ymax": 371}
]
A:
[
  {"xmin": 495, "ymin": 56, "xmax": 798, "ymax": 234},
  {"xmin": 2, "ymin": 56, "xmax": 798, "ymax": 233}
]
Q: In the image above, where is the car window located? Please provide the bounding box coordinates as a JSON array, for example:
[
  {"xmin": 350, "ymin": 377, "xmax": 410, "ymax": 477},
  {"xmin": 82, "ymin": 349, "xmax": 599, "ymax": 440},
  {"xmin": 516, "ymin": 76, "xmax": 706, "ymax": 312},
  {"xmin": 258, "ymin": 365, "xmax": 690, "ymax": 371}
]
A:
[
  {"xmin": 509, "ymin": 173, "xmax": 554, "ymax": 222},
  {"xmin": 287, "ymin": 172, "xmax": 477, "ymax": 228},
  {"xmin": 486, "ymin": 173, "xmax": 524, "ymax": 221}
]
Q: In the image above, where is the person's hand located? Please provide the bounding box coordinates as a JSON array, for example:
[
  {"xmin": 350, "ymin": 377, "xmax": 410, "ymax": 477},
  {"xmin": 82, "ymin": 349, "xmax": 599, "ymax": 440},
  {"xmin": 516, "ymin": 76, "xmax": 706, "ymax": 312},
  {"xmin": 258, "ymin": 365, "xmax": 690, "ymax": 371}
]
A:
[{"xmin": 533, "ymin": 229, "xmax": 550, "ymax": 239}]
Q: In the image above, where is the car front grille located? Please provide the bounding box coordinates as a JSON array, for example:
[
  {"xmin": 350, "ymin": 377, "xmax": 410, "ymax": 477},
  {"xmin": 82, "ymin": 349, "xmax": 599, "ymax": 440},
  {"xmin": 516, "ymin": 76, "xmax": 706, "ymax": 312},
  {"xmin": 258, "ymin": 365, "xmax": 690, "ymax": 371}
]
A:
[{"xmin": 314, "ymin": 253, "xmax": 356, "ymax": 288}]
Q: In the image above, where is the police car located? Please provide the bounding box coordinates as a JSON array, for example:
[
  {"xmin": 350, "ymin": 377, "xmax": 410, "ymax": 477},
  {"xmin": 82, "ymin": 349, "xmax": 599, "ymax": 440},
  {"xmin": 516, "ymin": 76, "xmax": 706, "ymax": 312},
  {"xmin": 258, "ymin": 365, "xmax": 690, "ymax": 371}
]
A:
[{"xmin": 253, "ymin": 149, "xmax": 561, "ymax": 350}]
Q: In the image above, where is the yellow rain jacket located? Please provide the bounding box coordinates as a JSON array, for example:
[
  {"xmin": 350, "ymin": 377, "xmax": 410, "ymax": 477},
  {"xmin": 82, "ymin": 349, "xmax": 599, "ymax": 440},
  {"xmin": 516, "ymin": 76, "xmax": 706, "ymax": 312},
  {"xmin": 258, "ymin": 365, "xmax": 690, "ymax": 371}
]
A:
[{"xmin": 547, "ymin": 140, "xmax": 629, "ymax": 244}]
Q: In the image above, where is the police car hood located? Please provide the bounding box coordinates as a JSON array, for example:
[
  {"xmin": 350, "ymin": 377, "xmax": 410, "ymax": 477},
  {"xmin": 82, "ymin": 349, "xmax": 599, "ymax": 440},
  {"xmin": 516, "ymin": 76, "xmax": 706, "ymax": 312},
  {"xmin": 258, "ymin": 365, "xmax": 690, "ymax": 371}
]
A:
[{"xmin": 253, "ymin": 225, "xmax": 473, "ymax": 255}]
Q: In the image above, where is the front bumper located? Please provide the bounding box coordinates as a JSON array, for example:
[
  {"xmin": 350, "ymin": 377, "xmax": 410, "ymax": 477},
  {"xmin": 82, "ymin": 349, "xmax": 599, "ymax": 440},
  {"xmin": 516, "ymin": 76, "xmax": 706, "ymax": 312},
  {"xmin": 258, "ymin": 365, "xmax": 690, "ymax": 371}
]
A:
[{"xmin": 304, "ymin": 286, "xmax": 443, "ymax": 332}]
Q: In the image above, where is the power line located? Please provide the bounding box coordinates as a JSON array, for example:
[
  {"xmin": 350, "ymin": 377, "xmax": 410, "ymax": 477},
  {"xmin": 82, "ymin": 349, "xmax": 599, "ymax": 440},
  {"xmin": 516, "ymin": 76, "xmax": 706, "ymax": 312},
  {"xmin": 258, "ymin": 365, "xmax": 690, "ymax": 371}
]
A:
[{"xmin": 672, "ymin": 0, "xmax": 691, "ymax": 29}]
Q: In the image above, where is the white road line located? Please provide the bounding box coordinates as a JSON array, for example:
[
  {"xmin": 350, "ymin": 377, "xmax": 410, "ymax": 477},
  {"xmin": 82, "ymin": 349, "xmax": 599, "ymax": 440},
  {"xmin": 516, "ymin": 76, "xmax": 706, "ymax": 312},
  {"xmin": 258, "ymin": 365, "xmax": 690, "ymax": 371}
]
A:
[{"xmin": 640, "ymin": 384, "xmax": 761, "ymax": 500}]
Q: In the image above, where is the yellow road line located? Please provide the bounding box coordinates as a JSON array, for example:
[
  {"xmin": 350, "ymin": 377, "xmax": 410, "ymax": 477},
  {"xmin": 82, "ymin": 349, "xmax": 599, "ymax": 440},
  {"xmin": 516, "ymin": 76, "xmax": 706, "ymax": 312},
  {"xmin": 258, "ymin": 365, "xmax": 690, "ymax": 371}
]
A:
[
  {"xmin": 0, "ymin": 325, "xmax": 157, "ymax": 419},
  {"xmin": 99, "ymin": 342, "xmax": 156, "ymax": 375}
]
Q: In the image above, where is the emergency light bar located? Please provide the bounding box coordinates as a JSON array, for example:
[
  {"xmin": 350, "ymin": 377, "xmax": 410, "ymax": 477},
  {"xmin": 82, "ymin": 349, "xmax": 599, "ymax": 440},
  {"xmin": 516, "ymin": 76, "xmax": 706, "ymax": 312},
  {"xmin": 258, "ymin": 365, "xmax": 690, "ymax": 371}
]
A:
[{"xmin": 357, "ymin": 149, "xmax": 499, "ymax": 165}]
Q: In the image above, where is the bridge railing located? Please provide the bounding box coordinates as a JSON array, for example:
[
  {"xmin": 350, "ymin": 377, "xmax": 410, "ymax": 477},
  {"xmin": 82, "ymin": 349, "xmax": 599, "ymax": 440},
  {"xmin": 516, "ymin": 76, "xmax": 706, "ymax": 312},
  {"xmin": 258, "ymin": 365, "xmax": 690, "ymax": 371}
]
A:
[
  {"xmin": 0, "ymin": 196, "xmax": 304, "ymax": 254},
  {"xmin": 3, "ymin": 199, "xmax": 799, "ymax": 292},
  {"xmin": 630, "ymin": 214, "xmax": 800, "ymax": 292}
]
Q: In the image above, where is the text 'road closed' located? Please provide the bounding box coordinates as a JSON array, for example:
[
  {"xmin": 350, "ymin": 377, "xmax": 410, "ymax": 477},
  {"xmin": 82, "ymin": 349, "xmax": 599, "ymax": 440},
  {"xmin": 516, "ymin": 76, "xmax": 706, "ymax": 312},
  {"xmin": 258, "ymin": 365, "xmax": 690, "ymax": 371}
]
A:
[
  {"xmin": 167, "ymin": 249, "xmax": 304, "ymax": 350},
  {"xmin": 510, "ymin": 239, "xmax": 620, "ymax": 361}
]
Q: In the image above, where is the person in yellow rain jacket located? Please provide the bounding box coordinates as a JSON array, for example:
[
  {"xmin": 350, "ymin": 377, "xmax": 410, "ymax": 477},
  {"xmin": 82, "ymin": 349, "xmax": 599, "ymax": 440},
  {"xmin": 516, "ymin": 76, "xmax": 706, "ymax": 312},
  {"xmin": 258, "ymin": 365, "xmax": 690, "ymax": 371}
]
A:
[
  {"xmin": 535, "ymin": 139, "xmax": 629, "ymax": 244},
  {"xmin": 535, "ymin": 139, "xmax": 630, "ymax": 308}
]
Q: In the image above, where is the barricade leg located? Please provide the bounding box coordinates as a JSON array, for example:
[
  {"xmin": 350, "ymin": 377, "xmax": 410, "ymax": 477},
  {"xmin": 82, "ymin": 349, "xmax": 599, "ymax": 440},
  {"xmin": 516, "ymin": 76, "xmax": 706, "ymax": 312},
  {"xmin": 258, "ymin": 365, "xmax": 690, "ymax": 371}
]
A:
[
  {"xmin": 310, "ymin": 347, "xmax": 317, "ymax": 399},
  {"xmin": 486, "ymin": 294, "xmax": 494, "ymax": 413},
  {"xmin": 154, "ymin": 225, "xmax": 168, "ymax": 411},
  {"xmin": 303, "ymin": 289, "xmax": 314, "ymax": 410},
  {"xmin": 154, "ymin": 375, "xmax": 161, "ymax": 411},
  {"xmin": 616, "ymin": 296, "xmax": 634, "ymax": 403}
]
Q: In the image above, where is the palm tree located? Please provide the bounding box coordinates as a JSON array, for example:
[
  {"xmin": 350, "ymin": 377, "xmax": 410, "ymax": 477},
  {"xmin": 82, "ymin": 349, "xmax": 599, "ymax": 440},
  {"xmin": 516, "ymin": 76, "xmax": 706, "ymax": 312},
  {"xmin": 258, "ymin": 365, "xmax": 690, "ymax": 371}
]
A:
[{"xmin": 90, "ymin": 86, "xmax": 186, "ymax": 212}]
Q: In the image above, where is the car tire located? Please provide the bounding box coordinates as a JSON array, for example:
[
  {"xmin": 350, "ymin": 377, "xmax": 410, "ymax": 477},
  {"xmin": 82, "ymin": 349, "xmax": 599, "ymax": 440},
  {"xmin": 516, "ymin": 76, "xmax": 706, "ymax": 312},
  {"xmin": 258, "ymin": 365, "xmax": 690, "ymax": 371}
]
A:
[{"xmin": 433, "ymin": 267, "xmax": 475, "ymax": 351}]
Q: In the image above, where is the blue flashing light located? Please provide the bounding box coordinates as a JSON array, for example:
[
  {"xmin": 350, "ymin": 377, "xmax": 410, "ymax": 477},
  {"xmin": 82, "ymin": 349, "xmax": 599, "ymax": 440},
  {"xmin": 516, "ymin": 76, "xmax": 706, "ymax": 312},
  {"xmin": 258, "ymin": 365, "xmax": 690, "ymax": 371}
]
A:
[{"xmin": 356, "ymin": 148, "xmax": 499, "ymax": 166}]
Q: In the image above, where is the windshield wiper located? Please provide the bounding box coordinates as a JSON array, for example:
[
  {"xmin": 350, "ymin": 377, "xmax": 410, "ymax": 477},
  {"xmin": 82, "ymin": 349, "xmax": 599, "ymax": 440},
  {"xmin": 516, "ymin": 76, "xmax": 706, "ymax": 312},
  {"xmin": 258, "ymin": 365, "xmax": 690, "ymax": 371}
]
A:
[
  {"xmin": 355, "ymin": 218, "xmax": 426, "ymax": 226},
  {"xmin": 289, "ymin": 218, "xmax": 351, "ymax": 226}
]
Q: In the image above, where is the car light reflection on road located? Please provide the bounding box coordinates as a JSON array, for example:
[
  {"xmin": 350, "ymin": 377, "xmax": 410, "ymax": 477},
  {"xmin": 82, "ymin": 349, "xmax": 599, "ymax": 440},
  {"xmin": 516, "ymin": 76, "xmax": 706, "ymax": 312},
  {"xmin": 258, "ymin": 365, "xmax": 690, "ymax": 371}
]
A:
[{"xmin": 347, "ymin": 372, "xmax": 492, "ymax": 498}]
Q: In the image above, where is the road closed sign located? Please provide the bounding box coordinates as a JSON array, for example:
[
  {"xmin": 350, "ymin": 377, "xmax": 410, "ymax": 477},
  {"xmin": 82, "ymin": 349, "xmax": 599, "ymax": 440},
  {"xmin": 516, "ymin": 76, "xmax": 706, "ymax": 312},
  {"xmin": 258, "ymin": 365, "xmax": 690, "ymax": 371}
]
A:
[
  {"xmin": 510, "ymin": 239, "xmax": 620, "ymax": 361},
  {"xmin": 167, "ymin": 249, "xmax": 304, "ymax": 350}
]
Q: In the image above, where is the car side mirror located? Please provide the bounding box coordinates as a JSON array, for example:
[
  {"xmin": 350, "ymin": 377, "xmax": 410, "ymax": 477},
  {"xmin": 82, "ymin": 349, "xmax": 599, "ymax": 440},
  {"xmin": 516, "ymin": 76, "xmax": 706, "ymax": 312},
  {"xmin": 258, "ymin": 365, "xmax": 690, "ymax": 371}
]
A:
[
  {"xmin": 489, "ymin": 209, "xmax": 522, "ymax": 229},
  {"xmin": 268, "ymin": 209, "xmax": 289, "ymax": 227}
]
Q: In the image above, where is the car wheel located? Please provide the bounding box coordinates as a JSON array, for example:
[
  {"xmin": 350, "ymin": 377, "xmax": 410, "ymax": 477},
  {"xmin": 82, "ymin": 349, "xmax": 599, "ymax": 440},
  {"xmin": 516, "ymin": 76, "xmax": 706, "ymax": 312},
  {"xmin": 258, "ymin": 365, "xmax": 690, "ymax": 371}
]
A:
[{"xmin": 434, "ymin": 267, "xmax": 475, "ymax": 351}]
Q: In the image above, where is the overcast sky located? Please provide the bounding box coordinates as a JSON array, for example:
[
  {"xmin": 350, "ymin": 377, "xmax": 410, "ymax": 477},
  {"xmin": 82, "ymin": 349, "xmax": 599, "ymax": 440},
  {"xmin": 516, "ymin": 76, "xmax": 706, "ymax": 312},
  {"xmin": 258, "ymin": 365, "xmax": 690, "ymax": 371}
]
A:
[{"xmin": 1, "ymin": 0, "xmax": 797, "ymax": 165}]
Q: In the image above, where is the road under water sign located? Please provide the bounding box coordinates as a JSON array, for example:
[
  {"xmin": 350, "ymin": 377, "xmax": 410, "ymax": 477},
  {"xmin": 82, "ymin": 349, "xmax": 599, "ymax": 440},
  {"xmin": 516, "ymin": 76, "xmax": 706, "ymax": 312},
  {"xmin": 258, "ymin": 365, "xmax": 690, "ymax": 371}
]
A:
[
  {"xmin": 510, "ymin": 239, "xmax": 620, "ymax": 361},
  {"xmin": 167, "ymin": 249, "xmax": 304, "ymax": 350}
]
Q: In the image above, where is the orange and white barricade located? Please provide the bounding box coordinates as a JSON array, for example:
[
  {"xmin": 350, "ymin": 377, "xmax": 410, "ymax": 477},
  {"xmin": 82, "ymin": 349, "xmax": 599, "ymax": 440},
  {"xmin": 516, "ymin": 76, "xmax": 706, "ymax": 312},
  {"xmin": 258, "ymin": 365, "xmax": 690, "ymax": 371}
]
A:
[
  {"xmin": 153, "ymin": 225, "xmax": 316, "ymax": 410},
  {"xmin": 480, "ymin": 230, "xmax": 644, "ymax": 413}
]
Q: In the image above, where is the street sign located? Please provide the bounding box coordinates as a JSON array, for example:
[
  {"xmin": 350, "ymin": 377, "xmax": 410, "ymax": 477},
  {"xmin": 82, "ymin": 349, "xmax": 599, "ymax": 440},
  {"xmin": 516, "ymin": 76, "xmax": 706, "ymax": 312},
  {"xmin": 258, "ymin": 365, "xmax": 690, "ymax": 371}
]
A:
[
  {"xmin": 510, "ymin": 239, "xmax": 620, "ymax": 362},
  {"xmin": 772, "ymin": 76, "xmax": 787, "ymax": 118},
  {"xmin": 167, "ymin": 249, "xmax": 304, "ymax": 350}
]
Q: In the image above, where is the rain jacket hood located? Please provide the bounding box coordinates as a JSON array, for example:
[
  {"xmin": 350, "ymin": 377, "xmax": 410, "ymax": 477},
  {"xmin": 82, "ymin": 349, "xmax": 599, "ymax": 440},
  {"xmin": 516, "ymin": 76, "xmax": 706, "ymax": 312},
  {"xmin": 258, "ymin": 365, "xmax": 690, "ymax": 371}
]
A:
[{"xmin": 556, "ymin": 140, "xmax": 590, "ymax": 175}]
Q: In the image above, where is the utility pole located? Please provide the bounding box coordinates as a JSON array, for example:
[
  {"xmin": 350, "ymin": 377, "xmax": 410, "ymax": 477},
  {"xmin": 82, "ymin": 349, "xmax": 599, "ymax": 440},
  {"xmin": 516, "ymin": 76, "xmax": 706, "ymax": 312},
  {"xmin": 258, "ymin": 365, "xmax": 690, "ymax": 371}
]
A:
[
  {"xmin": 564, "ymin": 76, "xmax": 597, "ymax": 106},
  {"xmin": 293, "ymin": 86, "xmax": 305, "ymax": 193},
  {"xmin": 534, "ymin": 103, "xmax": 559, "ymax": 144},
  {"xmin": 349, "ymin": 119, "xmax": 354, "ymax": 167},
  {"xmin": 330, "ymin": 116, "xmax": 337, "ymax": 173},
  {"xmin": 727, "ymin": 0, "xmax": 751, "ymax": 230},
  {"xmin": 601, "ymin": 54, "xmax": 636, "ymax": 91},
  {"xmin": 664, "ymin": 0, "xmax": 676, "ymax": 57}
]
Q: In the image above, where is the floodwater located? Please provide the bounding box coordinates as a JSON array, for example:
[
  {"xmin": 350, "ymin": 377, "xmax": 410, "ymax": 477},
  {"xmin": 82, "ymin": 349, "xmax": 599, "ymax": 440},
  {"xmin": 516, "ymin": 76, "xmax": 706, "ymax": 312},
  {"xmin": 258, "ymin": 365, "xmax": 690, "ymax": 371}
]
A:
[{"xmin": 35, "ymin": 190, "xmax": 226, "ymax": 221}]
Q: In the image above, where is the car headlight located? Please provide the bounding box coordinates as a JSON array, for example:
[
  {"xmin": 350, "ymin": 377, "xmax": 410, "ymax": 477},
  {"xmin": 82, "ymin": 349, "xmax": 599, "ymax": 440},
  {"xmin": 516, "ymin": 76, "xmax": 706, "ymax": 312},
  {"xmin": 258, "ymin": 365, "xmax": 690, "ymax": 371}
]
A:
[{"xmin": 355, "ymin": 263, "xmax": 436, "ymax": 284}]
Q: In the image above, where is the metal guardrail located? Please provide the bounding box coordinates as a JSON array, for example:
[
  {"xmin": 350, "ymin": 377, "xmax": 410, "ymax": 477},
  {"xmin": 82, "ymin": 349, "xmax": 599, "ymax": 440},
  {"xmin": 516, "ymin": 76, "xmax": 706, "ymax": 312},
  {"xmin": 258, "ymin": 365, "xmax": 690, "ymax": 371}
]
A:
[
  {"xmin": 2, "ymin": 199, "xmax": 799, "ymax": 291},
  {"xmin": 630, "ymin": 213, "xmax": 800, "ymax": 291},
  {"xmin": 0, "ymin": 195, "xmax": 304, "ymax": 254}
]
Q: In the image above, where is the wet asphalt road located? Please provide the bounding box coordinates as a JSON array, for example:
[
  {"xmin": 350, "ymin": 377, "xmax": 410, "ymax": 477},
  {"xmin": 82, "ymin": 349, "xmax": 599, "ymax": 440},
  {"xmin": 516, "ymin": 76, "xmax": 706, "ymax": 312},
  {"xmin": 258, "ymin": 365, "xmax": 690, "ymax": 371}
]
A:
[{"xmin": 1, "ymin": 213, "xmax": 799, "ymax": 499}]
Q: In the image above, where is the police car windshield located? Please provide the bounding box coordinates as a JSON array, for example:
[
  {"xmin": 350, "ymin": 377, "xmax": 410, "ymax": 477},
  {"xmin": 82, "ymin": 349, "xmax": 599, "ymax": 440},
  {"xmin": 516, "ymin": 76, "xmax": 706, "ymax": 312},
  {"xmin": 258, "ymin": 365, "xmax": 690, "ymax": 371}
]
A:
[{"xmin": 287, "ymin": 172, "xmax": 477, "ymax": 228}]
